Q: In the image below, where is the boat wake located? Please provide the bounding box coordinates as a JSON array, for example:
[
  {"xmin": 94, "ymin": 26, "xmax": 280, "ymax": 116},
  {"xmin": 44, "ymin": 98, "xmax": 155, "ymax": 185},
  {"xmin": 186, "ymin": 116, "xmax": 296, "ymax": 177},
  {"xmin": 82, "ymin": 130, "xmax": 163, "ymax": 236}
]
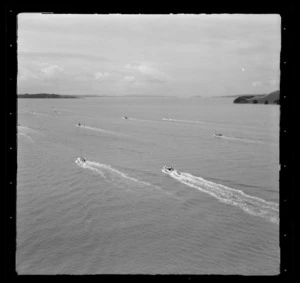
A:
[
  {"xmin": 17, "ymin": 125, "xmax": 44, "ymax": 142},
  {"xmin": 21, "ymin": 111, "xmax": 49, "ymax": 117},
  {"xmin": 18, "ymin": 131, "xmax": 34, "ymax": 143},
  {"xmin": 162, "ymin": 168, "xmax": 279, "ymax": 224},
  {"xmin": 162, "ymin": 118, "xmax": 265, "ymax": 131},
  {"xmin": 162, "ymin": 118, "xmax": 205, "ymax": 124},
  {"xmin": 52, "ymin": 108, "xmax": 72, "ymax": 113},
  {"xmin": 213, "ymin": 134, "xmax": 267, "ymax": 145},
  {"xmin": 122, "ymin": 117, "xmax": 159, "ymax": 123},
  {"xmin": 75, "ymin": 159, "xmax": 162, "ymax": 192},
  {"xmin": 76, "ymin": 124, "xmax": 123, "ymax": 136}
]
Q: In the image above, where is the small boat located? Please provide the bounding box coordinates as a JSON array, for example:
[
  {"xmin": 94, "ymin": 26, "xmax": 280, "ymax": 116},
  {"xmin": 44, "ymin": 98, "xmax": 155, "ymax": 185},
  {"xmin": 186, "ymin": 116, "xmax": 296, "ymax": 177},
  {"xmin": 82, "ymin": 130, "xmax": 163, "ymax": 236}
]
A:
[
  {"xmin": 122, "ymin": 116, "xmax": 128, "ymax": 120},
  {"xmin": 214, "ymin": 133, "xmax": 222, "ymax": 137},
  {"xmin": 162, "ymin": 165, "xmax": 179, "ymax": 174},
  {"xmin": 75, "ymin": 157, "xmax": 86, "ymax": 165}
]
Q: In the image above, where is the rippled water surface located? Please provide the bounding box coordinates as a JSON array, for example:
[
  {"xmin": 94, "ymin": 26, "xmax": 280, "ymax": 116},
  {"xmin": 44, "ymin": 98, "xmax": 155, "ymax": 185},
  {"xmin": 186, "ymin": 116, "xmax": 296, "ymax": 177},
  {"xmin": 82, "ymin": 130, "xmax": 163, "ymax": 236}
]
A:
[{"xmin": 17, "ymin": 97, "xmax": 279, "ymax": 274}]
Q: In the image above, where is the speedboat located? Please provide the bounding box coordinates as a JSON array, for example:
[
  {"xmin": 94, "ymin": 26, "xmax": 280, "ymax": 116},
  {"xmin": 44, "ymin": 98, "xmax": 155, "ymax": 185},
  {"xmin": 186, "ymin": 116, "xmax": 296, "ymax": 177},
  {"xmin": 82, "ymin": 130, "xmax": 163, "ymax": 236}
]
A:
[
  {"xmin": 214, "ymin": 133, "xmax": 222, "ymax": 137},
  {"xmin": 75, "ymin": 157, "xmax": 86, "ymax": 165},
  {"xmin": 162, "ymin": 165, "xmax": 175, "ymax": 174},
  {"xmin": 122, "ymin": 116, "xmax": 128, "ymax": 120}
]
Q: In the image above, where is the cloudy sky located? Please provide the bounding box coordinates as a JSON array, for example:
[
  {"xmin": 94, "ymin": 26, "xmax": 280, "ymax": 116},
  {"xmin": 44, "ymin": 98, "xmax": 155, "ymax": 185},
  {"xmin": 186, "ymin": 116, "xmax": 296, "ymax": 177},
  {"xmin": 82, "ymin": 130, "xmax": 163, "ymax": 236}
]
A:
[{"xmin": 17, "ymin": 14, "xmax": 281, "ymax": 97}]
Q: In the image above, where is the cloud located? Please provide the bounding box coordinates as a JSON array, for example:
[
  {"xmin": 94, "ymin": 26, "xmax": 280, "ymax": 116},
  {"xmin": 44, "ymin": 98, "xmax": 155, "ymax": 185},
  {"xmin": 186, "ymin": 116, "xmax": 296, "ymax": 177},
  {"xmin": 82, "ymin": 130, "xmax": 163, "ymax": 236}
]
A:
[
  {"xmin": 122, "ymin": 75, "xmax": 136, "ymax": 83},
  {"xmin": 94, "ymin": 72, "xmax": 110, "ymax": 80},
  {"xmin": 269, "ymin": 79, "xmax": 278, "ymax": 86},
  {"xmin": 17, "ymin": 15, "xmax": 280, "ymax": 96},
  {"xmin": 252, "ymin": 81, "xmax": 263, "ymax": 87},
  {"xmin": 41, "ymin": 64, "xmax": 64, "ymax": 77},
  {"xmin": 18, "ymin": 62, "xmax": 65, "ymax": 82},
  {"xmin": 125, "ymin": 63, "xmax": 172, "ymax": 83},
  {"xmin": 18, "ymin": 66, "xmax": 39, "ymax": 81}
]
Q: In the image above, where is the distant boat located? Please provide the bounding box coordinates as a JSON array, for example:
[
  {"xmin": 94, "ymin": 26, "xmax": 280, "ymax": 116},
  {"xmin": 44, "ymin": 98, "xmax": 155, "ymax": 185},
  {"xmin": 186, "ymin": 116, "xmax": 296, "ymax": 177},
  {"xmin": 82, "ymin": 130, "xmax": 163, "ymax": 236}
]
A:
[
  {"xmin": 214, "ymin": 133, "xmax": 222, "ymax": 137},
  {"xmin": 75, "ymin": 157, "xmax": 86, "ymax": 165},
  {"xmin": 122, "ymin": 116, "xmax": 128, "ymax": 120},
  {"xmin": 162, "ymin": 165, "xmax": 180, "ymax": 175}
]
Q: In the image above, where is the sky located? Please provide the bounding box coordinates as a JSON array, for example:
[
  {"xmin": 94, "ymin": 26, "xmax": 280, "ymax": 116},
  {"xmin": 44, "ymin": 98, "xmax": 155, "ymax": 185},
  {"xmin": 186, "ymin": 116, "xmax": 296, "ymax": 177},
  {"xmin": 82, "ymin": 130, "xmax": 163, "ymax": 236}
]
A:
[{"xmin": 17, "ymin": 14, "xmax": 281, "ymax": 97}]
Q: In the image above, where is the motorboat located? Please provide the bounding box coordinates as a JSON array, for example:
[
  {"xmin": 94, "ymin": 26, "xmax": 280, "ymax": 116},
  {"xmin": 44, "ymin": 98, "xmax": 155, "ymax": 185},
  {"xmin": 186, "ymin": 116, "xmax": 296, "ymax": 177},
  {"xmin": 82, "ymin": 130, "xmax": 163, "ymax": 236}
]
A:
[
  {"xmin": 75, "ymin": 157, "xmax": 86, "ymax": 165},
  {"xmin": 162, "ymin": 165, "xmax": 176, "ymax": 174},
  {"xmin": 214, "ymin": 133, "xmax": 222, "ymax": 137},
  {"xmin": 122, "ymin": 116, "xmax": 128, "ymax": 120}
]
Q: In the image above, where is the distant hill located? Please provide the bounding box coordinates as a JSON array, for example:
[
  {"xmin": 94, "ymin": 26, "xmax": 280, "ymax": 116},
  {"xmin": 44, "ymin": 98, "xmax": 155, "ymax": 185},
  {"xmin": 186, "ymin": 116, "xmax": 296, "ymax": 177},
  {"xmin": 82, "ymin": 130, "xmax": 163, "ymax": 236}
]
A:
[
  {"xmin": 18, "ymin": 93, "xmax": 80, "ymax": 98},
  {"xmin": 17, "ymin": 94, "xmax": 174, "ymax": 98},
  {"xmin": 233, "ymin": 90, "xmax": 279, "ymax": 105},
  {"xmin": 214, "ymin": 94, "xmax": 266, "ymax": 98}
]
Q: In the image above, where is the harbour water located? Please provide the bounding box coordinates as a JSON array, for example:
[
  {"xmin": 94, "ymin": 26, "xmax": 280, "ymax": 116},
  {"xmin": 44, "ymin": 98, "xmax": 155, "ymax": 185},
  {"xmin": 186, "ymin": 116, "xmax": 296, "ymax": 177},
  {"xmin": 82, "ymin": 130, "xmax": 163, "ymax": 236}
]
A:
[{"xmin": 17, "ymin": 96, "xmax": 279, "ymax": 274}]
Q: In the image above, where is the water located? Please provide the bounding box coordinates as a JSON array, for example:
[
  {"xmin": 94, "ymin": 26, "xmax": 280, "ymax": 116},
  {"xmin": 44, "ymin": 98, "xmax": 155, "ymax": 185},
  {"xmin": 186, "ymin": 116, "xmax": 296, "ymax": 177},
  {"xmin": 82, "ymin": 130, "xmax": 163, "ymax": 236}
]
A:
[{"xmin": 17, "ymin": 96, "xmax": 279, "ymax": 274}]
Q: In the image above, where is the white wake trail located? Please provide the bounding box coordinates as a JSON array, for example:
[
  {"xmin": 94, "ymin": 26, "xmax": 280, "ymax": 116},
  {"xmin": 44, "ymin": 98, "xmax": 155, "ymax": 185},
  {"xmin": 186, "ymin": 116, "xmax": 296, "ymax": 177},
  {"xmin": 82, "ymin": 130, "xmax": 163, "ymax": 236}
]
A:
[
  {"xmin": 214, "ymin": 134, "xmax": 266, "ymax": 145},
  {"xmin": 163, "ymin": 169, "xmax": 279, "ymax": 224},
  {"xmin": 162, "ymin": 118, "xmax": 205, "ymax": 124},
  {"xmin": 76, "ymin": 160, "xmax": 163, "ymax": 193},
  {"xmin": 17, "ymin": 125, "xmax": 45, "ymax": 142},
  {"xmin": 75, "ymin": 124, "xmax": 124, "ymax": 136}
]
